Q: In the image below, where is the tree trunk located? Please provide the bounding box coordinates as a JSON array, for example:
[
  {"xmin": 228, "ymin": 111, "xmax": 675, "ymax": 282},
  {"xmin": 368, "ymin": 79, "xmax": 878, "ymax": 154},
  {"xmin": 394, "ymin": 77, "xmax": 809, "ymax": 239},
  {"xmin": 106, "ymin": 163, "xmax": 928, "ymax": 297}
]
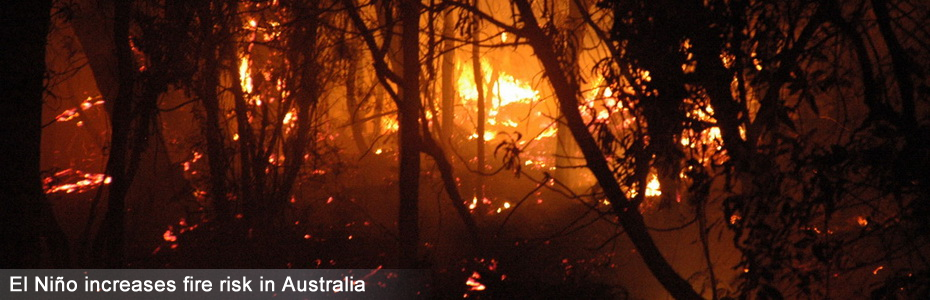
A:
[
  {"xmin": 273, "ymin": 10, "xmax": 321, "ymax": 231},
  {"xmin": 420, "ymin": 130, "xmax": 480, "ymax": 244},
  {"xmin": 71, "ymin": 0, "xmax": 193, "ymax": 265},
  {"xmin": 226, "ymin": 35, "xmax": 257, "ymax": 222},
  {"xmin": 197, "ymin": 3, "xmax": 232, "ymax": 225},
  {"xmin": 511, "ymin": 0, "xmax": 702, "ymax": 298},
  {"xmin": 93, "ymin": 0, "xmax": 135, "ymax": 268},
  {"xmin": 70, "ymin": 0, "xmax": 117, "ymax": 109},
  {"xmin": 397, "ymin": 0, "xmax": 422, "ymax": 268},
  {"xmin": 554, "ymin": 0, "xmax": 585, "ymax": 187},
  {"xmin": 870, "ymin": 0, "xmax": 916, "ymax": 129},
  {"xmin": 0, "ymin": 0, "xmax": 70, "ymax": 268},
  {"xmin": 441, "ymin": 9, "xmax": 456, "ymax": 140},
  {"xmin": 471, "ymin": 5, "xmax": 486, "ymax": 199},
  {"xmin": 345, "ymin": 40, "xmax": 369, "ymax": 153}
]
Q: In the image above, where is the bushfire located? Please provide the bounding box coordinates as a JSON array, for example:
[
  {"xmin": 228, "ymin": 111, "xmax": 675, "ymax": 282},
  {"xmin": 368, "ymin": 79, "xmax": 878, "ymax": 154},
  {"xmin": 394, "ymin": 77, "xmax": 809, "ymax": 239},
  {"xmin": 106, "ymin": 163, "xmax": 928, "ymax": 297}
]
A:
[{"xmin": 14, "ymin": 0, "xmax": 927, "ymax": 298}]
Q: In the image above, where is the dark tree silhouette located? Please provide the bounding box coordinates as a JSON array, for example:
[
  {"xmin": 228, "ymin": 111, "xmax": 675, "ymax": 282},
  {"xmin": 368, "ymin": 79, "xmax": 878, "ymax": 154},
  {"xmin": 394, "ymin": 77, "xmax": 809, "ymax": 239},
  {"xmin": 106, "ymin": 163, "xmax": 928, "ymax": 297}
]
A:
[{"xmin": 1, "ymin": 0, "xmax": 69, "ymax": 269}]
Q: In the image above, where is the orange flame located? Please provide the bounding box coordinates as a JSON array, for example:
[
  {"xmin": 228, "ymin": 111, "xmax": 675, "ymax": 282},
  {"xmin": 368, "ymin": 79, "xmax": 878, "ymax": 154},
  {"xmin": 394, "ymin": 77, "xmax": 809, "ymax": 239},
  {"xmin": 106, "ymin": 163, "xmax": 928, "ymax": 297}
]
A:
[
  {"xmin": 163, "ymin": 228, "xmax": 178, "ymax": 242},
  {"xmin": 465, "ymin": 272, "xmax": 486, "ymax": 291},
  {"xmin": 43, "ymin": 168, "xmax": 112, "ymax": 194}
]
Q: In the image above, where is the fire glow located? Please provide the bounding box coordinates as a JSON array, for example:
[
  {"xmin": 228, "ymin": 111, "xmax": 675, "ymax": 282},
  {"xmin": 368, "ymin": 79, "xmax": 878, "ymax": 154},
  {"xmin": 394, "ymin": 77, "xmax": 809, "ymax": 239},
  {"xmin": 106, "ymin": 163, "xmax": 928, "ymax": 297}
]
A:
[
  {"xmin": 43, "ymin": 168, "xmax": 112, "ymax": 194},
  {"xmin": 465, "ymin": 271, "xmax": 486, "ymax": 293}
]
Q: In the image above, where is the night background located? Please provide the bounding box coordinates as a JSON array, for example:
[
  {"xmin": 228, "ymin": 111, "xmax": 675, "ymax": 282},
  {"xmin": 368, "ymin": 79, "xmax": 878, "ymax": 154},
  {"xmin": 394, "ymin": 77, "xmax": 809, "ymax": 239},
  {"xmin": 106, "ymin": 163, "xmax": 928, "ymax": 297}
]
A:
[{"xmin": 2, "ymin": 0, "xmax": 929, "ymax": 298}]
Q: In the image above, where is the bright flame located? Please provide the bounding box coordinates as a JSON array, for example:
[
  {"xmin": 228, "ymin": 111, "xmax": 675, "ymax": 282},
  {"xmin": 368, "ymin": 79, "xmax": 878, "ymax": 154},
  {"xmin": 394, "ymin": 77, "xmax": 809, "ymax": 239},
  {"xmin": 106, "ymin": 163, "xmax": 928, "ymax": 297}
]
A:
[
  {"xmin": 456, "ymin": 58, "xmax": 540, "ymax": 124},
  {"xmin": 626, "ymin": 172, "xmax": 662, "ymax": 200},
  {"xmin": 55, "ymin": 108, "xmax": 79, "ymax": 122},
  {"xmin": 163, "ymin": 228, "xmax": 178, "ymax": 242},
  {"xmin": 381, "ymin": 117, "xmax": 399, "ymax": 133},
  {"xmin": 856, "ymin": 216, "xmax": 868, "ymax": 227},
  {"xmin": 493, "ymin": 73, "xmax": 540, "ymax": 107},
  {"xmin": 645, "ymin": 174, "xmax": 662, "ymax": 197},
  {"xmin": 43, "ymin": 169, "xmax": 112, "ymax": 194},
  {"xmin": 283, "ymin": 111, "xmax": 296, "ymax": 125},
  {"xmin": 730, "ymin": 214, "xmax": 742, "ymax": 225},
  {"xmin": 535, "ymin": 126, "xmax": 557, "ymax": 140},
  {"xmin": 680, "ymin": 103, "xmax": 728, "ymax": 162},
  {"xmin": 239, "ymin": 57, "xmax": 253, "ymax": 94},
  {"xmin": 468, "ymin": 131, "xmax": 497, "ymax": 141},
  {"xmin": 465, "ymin": 272, "xmax": 486, "ymax": 291}
]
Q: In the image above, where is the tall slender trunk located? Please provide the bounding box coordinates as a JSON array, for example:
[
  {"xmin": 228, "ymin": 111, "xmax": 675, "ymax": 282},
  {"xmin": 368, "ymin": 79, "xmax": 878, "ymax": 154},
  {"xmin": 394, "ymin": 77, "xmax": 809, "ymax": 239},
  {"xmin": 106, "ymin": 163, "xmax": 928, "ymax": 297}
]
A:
[
  {"xmin": 870, "ymin": 0, "xmax": 916, "ymax": 130},
  {"xmin": 71, "ymin": 0, "xmax": 191, "ymax": 266},
  {"xmin": 93, "ymin": 0, "xmax": 135, "ymax": 268},
  {"xmin": 198, "ymin": 3, "xmax": 231, "ymax": 225},
  {"xmin": 470, "ymin": 3, "xmax": 486, "ymax": 199},
  {"xmin": 397, "ymin": 0, "xmax": 422, "ymax": 268},
  {"xmin": 342, "ymin": 0, "xmax": 427, "ymax": 268},
  {"xmin": 273, "ymin": 11, "xmax": 320, "ymax": 230},
  {"xmin": 1, "ymin": 0, "xmax": 70, "ymax": 268},
  {"xmin": 223, "ymin": 0, "xmax": 257, "ymax": 224},
  {"xmin": 441, "ymin": 9, "xmax": 456, "ymax": 140},
  {"xmin": 554, "ymin": 0, "xmax": 585, "ymax": 187},
  {"xmin": 345, "ymin": 40, "xmax": 369, "ymax": 153}
]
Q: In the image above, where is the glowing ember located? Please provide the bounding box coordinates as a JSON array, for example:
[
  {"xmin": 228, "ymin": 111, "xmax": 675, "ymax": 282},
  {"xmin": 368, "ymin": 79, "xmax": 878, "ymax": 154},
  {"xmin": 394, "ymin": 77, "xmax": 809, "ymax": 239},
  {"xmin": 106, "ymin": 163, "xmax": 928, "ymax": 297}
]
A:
[
  {"xmin": 856, "ymin": 216, "xmax": 868, "ymax": 227},
  {"xmin": 283, "ymin": 110, "xmax": 296, "ymax": 125},
  {"xmin": 54, "ymin": 96, "xmax": 105, "ymax": 124},
  {"xmin": 730, "ymin": 214, "xmax": 742, "ymax": 225},
  {"xmin": 43, "ymin": 168, "xmax": 112, "ymax": 194},
  {"xmin": 465, "ymin": 272, "xmax": 485, "ymax": 291},
  {"xmin": 468, "ymin": 131, "xmax": 497, "ymax": 141},
  {"xmin": 163, "ymin": 228, "xmax": 178, "ymax": 242},
  {"xmin": 55, "ymin": 108, "xmax": 79, "ymax": 122}
]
